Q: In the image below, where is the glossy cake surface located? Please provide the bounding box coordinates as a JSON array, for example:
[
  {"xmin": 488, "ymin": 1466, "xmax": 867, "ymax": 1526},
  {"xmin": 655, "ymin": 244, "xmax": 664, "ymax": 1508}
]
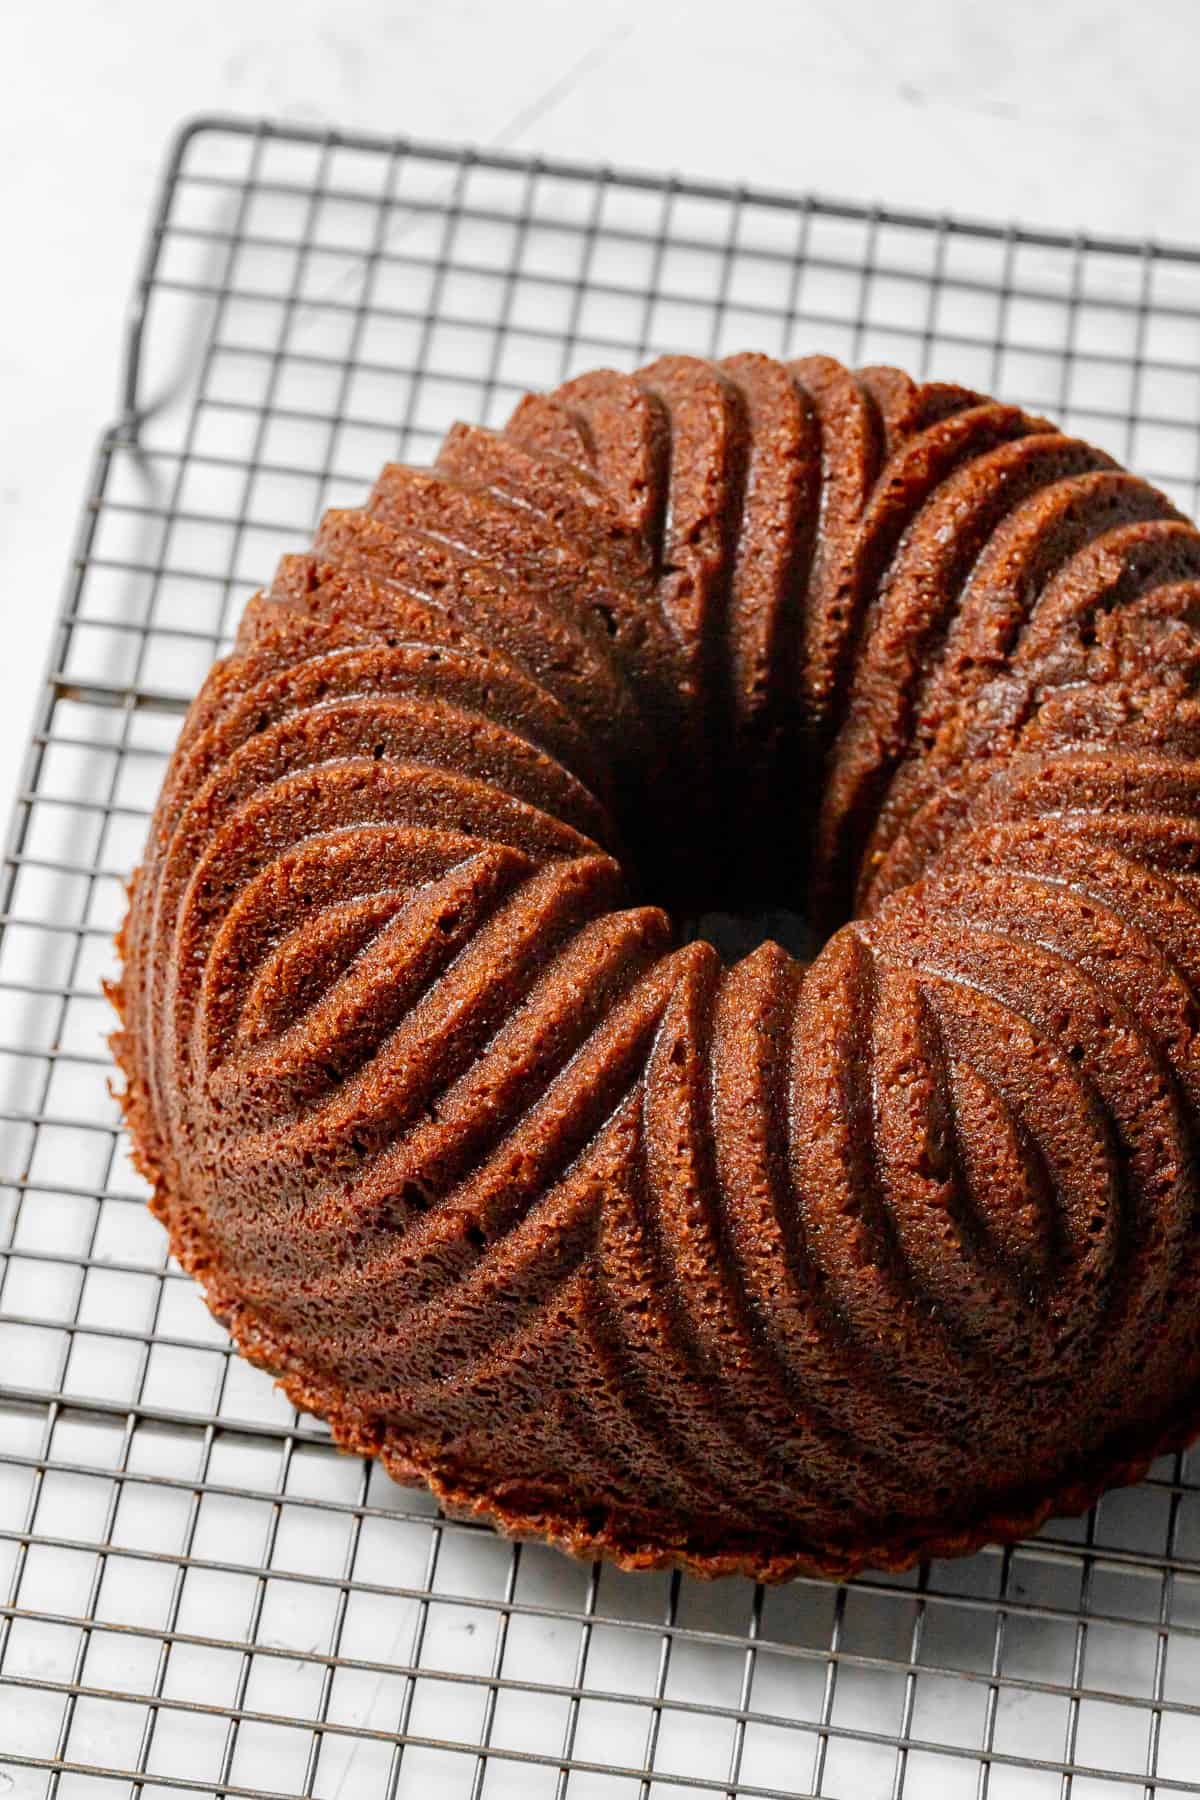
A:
[{"xmin": 113, "ymin": 354, "xmax": 1200, "ymax": 1579}]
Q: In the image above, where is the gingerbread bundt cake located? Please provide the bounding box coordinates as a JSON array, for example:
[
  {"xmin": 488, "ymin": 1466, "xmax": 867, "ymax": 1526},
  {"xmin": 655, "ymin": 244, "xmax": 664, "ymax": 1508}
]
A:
[{"xmin": 113, "ymin": 353, "xmax": 1200, "ymax": 1580}]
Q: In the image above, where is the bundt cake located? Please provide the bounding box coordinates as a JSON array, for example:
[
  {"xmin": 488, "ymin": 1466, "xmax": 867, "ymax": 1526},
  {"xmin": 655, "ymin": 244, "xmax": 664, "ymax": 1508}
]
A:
[{"xmin": 112, "ymin": 352, "xmax": 1200, "ymax": 1581}]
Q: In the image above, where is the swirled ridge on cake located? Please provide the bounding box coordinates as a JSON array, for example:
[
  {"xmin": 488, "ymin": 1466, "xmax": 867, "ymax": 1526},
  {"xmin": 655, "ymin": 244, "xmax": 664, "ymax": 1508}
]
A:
[{"xmin": 112, "ymin": 353, "xmax": 1200, "ymax": 1580}]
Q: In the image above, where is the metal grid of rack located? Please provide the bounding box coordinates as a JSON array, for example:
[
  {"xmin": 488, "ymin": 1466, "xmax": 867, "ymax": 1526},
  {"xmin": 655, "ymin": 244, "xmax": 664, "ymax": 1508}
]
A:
[{"xmin": 4, "ymin": 114, "xmax": 1200, "ymax": 1800}]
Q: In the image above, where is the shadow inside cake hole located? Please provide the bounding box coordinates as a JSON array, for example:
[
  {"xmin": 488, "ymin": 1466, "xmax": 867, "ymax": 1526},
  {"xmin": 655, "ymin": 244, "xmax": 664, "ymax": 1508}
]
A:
[{"xmin": 679, "ymin": 907, "xmax": 819, "ymax": 963}]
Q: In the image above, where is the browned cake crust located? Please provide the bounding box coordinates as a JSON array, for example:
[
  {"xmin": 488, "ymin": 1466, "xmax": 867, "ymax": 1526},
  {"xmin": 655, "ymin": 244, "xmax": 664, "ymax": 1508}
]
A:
[{"xmin": 111, "ymin": 353, "xmax": 1200, "ymax": 1581}]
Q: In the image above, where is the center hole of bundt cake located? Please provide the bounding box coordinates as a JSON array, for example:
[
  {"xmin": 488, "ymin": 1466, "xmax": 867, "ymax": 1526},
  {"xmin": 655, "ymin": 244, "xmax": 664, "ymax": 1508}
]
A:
[
  {"xmin": 622, "ymin": 779, "xmax": 827, "ymax": 965},
  {"xmin": 623, "ymin": 759, "xmax": 827, "ymax": 963},
  {"xmin": 608, "ymin": 704, "xmax": 836, "ymax": 958},
  {"xmin": 679, "ymin": 906, "xmax": 819, "ymax": 963}
]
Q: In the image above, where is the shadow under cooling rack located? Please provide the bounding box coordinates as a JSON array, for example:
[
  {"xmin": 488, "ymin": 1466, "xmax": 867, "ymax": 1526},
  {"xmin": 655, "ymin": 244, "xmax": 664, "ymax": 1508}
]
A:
[{"xmin": 4, "ymin": 113, "xmax": 1200, "ymax": 1800}]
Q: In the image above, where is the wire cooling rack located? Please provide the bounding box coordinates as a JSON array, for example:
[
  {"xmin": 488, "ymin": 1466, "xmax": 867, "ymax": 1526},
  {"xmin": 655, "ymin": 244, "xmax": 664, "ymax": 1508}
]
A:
[{"xmin": 6, "ymin": 114, "xmax": 1200, "ymax": 1800}]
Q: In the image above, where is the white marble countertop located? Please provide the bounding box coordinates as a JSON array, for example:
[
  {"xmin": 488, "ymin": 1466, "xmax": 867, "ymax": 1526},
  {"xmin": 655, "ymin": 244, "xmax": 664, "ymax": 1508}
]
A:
[{"xmin": 3, "ymin": 0, "xmax": 1199, "ymax": 809}]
